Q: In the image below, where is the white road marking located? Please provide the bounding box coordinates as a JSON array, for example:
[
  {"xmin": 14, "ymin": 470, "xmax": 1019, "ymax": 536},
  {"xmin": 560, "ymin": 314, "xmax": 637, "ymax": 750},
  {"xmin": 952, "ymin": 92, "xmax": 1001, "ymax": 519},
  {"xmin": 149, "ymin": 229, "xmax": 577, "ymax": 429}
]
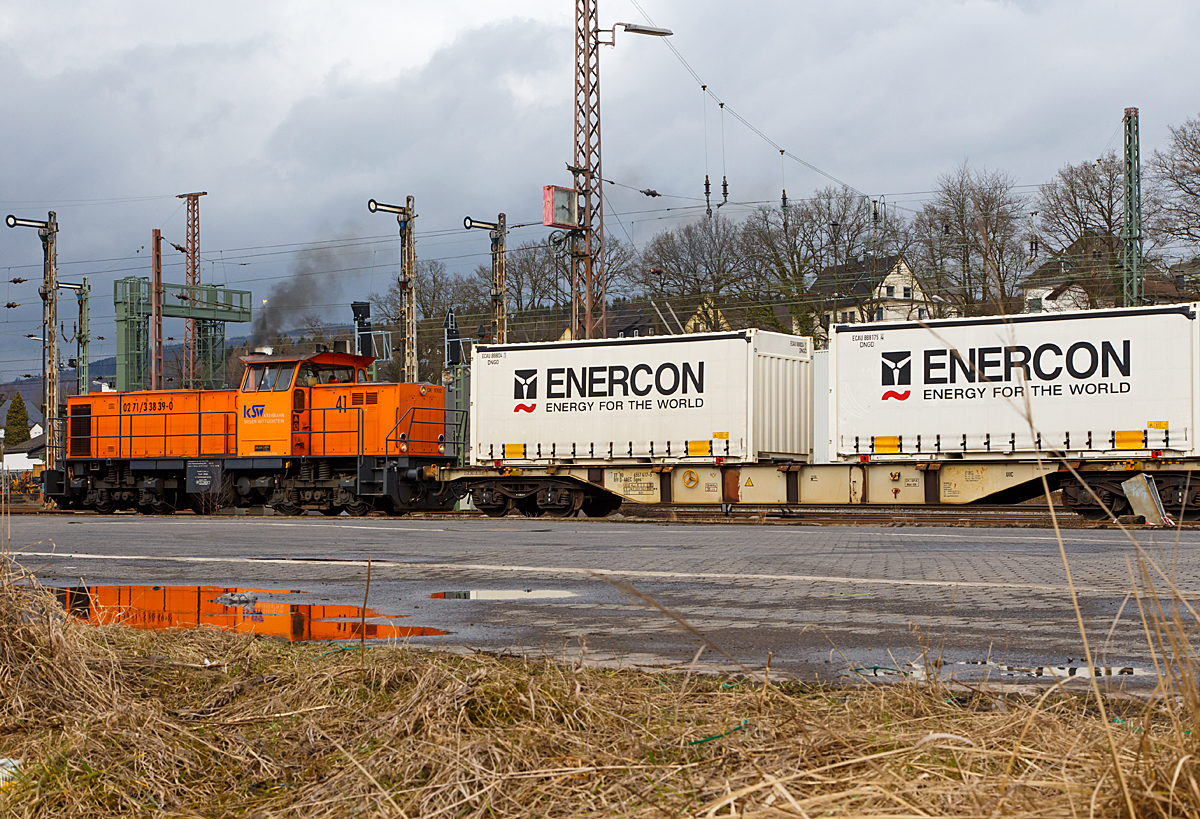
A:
[
  {"xmin": 31, "ymin": 516, "xmax": 1200, "ymax": 545},
  {"xmin": 14, "ymin": 550, "xmax": 1164, "ymax": 595}
]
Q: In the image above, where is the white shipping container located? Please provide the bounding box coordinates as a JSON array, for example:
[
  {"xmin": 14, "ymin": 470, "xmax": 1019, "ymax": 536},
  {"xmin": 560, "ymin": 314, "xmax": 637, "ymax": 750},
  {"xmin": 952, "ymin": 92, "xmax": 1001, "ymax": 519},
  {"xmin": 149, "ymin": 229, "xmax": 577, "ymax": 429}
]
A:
[
  {"xmin": 829, "ymin": 304, "xmax": 1200, "ymax": 458},
  {"xmin": 471, "ymin": 330, "xmax": 813, "ymax": 465}
]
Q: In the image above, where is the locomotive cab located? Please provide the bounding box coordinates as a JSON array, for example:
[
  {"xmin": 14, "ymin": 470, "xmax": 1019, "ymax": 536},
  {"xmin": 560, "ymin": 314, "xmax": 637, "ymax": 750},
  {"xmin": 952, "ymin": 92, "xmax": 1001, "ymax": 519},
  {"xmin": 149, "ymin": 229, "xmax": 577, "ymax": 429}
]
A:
[{"xmin": 237, "ymin": 350, "xmax": 375, "ymax": 459}]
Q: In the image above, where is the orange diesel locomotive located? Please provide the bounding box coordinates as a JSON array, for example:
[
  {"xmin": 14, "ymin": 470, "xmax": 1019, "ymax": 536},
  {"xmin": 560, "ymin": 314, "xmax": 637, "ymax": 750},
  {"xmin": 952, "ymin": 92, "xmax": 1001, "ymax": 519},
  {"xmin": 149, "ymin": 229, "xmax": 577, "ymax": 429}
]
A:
[{"xmin": 50, "ymin": 349, "xmax": 462, "ymax": 515}]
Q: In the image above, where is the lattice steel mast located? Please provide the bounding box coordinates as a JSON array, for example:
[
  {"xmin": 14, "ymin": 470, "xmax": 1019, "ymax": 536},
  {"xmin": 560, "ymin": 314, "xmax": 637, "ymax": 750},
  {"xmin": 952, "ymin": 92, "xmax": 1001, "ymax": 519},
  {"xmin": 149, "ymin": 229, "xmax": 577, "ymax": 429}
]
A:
[
  {"xmin": 1121, "ymin": 108, "xmax": 1143, "ymax": 307},
  {"xmin": 178, "ymin": 191, "xmax": 206, "ymax": 388},
  {"xmin": 572, "ymin": 0, "xmax": 604, "ymax": 339}
]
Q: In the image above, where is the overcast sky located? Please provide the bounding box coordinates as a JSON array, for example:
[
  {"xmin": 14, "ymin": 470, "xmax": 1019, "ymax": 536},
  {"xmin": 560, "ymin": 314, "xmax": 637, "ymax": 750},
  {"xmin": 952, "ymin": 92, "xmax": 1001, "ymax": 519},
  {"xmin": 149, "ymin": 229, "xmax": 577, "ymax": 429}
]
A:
[{"xmin": 1, "ymin": 0, "xmax": 1196, "ymax": 381}]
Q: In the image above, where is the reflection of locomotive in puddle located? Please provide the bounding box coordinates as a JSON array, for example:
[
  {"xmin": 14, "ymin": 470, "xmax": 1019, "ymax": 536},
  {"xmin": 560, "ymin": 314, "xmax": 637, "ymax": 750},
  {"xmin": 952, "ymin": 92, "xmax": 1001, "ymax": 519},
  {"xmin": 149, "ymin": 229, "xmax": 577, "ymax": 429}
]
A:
[{"xmin": 54, "ymin": 585, "xmax": 444, "ymax": 641}]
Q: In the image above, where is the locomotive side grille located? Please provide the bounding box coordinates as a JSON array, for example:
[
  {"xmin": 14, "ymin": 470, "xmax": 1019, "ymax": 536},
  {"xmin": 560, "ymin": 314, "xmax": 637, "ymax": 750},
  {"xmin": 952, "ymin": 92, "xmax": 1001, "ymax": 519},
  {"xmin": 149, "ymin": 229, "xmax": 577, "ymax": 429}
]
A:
[
  {"xmin": 365, "ymin": 392, "xmax": 378, "ymax": 405},
  {"xmin": 351, "ymin": 392, "xmax": 365, "ymax": 406},
  {"xmin": 69, "ymin": 404, "xmax": 92, "ymax": 457}
]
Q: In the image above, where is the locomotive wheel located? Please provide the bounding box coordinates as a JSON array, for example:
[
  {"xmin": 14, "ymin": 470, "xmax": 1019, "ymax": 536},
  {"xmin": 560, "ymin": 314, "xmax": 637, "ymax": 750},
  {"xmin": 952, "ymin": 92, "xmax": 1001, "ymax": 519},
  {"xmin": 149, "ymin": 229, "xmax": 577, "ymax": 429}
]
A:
[
  {"xmin": 275, "ymin": 502, "xmax": 305, "ymax": 516},
  {"xmin": 150, "ymin": 490, "xmax": 179, "ymax": 515},
  {"xmin": 93, "ymin": 495, "xmax": 116, "ymax": 515},
  {"xmin": 344, "ymin": 499, "xmax": 373, "ymax": 517},
  {"xmin": 515, "ymin": 496, "xmax": 544, "ymax": 518}
]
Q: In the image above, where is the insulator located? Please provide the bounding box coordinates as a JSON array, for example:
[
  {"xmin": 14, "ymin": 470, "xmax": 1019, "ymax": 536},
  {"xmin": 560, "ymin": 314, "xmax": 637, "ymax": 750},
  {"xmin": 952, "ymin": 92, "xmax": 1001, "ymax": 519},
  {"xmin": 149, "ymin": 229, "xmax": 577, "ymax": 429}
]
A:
[
  {"xmin": 781, "ymin": 189, "xmax": 788, "ymax": 211},
  {"xmin": 10, "ymin": 278, "xmax": 26, "ymax": 284},
  {"xmin": 704, "ymin": 174, "xmax": 711, "ymax": 197},
  {"xmin": 721, "ymin": 176, "xmax": 728, "ymax": 200},
  {"xmin": 5, "ymin": 302, "xmax": 17, "ymax": 309},
  {"xmin": 873, "ymin": 201, "xmax": 880, "ymax": 223}
]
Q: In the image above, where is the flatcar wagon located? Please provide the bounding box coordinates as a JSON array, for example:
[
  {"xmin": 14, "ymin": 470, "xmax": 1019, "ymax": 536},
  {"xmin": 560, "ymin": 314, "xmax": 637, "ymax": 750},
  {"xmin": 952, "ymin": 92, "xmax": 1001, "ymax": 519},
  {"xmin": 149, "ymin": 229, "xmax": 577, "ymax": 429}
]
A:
[
  {"xmin": 47, "ymin": 349, "xmax": 463, "ymax": 515},
  {"xmin": 442, "ymin": 304, "xmax": 1200, "ymax": 520}
]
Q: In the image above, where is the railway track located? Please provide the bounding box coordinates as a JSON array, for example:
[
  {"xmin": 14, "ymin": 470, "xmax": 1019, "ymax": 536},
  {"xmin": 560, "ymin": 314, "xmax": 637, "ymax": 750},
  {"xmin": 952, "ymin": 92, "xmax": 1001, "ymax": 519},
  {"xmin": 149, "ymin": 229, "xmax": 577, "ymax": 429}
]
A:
[{"xmin": 4, "ymin": 502, "xmax": 1191, "ymax": 528}]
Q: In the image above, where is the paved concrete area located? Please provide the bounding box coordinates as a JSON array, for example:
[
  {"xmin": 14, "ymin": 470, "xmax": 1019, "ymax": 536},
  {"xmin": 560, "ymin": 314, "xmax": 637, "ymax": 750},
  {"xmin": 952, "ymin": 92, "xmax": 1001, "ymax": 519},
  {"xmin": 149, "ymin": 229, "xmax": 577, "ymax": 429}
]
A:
[{"xmin": 9, "ymin": 515, "xmax": 1199, "ymax": 683}]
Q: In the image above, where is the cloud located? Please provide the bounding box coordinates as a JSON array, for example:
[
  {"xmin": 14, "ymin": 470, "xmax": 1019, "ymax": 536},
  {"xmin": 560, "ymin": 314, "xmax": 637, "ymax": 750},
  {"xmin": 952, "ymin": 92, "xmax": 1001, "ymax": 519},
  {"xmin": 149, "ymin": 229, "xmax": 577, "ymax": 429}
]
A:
[{"xmin": 1, "ymin": 0, "xmax": 1199, "ymax": 381}]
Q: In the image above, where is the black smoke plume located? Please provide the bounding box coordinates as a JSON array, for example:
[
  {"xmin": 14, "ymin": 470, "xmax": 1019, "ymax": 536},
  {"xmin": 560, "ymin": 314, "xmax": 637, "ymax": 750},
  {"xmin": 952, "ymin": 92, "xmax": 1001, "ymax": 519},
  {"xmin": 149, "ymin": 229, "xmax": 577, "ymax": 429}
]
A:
[{"xmin": 250, "ymin": 244, "xmax": 358, "ymax": 346}]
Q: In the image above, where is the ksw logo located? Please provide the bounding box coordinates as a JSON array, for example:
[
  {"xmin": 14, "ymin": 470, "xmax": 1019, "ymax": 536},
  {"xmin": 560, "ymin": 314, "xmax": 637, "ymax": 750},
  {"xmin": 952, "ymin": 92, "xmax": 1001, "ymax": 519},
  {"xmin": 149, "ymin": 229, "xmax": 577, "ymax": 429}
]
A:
[
  {"xmin": 513, "ymin": 369, "xmax": 537, "ymax": 413},
  {"xmin": 880, "ymin": 351, "xmax": 911, "ymax": 401},
  {"xmin": 243, "ymin": 404, "xmax": 266, "ymax": 419}
]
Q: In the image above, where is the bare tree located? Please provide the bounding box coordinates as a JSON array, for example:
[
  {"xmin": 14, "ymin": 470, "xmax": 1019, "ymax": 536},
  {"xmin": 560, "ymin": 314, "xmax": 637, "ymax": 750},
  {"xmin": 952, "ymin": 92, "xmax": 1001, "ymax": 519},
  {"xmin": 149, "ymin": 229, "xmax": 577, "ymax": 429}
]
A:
[
  {"xmin": 739, "ymin": 206, "xmax": 814, "ymax": 333},
  {"xmin": 909, "ymin": 163, "xmax": 1029, "ymax": 315},
  {"xmin": 1150, "ymin": 115, "xmax": 1200, "ymax": 248},
  {"xmin": 1033, "ymin": 152, "xmax": 1124, "ymax": 307}
]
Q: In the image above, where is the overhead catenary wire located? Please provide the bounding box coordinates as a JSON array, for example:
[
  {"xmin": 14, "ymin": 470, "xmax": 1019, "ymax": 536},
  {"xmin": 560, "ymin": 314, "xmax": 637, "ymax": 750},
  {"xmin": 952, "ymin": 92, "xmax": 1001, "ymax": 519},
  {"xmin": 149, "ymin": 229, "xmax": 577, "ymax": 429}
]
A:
[{"xmin": 628, "ymin": 0, "xmax": 868, "ymax": 199}]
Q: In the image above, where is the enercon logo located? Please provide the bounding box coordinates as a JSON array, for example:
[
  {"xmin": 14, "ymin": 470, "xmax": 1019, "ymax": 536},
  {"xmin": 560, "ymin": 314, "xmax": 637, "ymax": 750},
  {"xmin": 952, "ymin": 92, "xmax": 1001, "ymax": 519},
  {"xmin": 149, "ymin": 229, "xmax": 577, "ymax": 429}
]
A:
[
  {"xmin": 513, "ymin": 369, "xmax": 537, "ymax": 412},
  {"xmin": 881, "ymin": 351, "xmax": 911, "ymax": 400}
]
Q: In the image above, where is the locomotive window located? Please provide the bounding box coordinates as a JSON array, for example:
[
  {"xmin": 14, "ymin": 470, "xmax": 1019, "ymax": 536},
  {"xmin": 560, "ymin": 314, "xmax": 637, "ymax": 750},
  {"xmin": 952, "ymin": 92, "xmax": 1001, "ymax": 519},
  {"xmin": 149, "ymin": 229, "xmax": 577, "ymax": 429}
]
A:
[
  {"xmin": 272, "ymin": 364, "xmax": 296, "ymax": 391},
  {"xmin": 242, "ymin": 367, "xmax": 257, "ymax": 391},
  {"xmin": 317, "ymin": 366, "xmax": 355, "ymax": 385},
  {"xmin": 296, "ymin": 363, "xmax": 317, "ymax": 388},
  {"xmin": 256, "ymin": 366, "xmax": 280, "ymax": 392},
  {"xmin": 358, "ymin": 369, "xmax": 367, "ymax": 383}
]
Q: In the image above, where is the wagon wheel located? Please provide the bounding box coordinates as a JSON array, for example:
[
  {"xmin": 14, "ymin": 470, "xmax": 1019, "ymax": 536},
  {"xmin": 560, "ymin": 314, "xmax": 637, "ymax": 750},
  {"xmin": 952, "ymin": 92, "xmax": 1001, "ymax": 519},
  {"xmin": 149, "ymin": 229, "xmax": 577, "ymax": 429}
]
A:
[
  {"xmin": 582, "ymin": 494, "xmax": 621, "ymax": 518},
  {"xmin": 515, "ymin": 496, "xmax": 544, "ymax": 518},
  {"xmin": 478, "ymin": 498, "xmax": 512, "ymax": 518}
]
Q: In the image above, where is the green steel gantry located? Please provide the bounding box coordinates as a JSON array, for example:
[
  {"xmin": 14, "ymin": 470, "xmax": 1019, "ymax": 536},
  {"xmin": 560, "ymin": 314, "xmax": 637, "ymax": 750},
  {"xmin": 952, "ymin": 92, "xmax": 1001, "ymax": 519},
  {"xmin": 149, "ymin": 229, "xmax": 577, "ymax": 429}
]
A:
[
  {"xmin": 114, "ymin": 277, "xmax": 252, "ymax": 392},
  {"xmin": 1122, "ymin": 107, "xmax": 1143, "ymax": 307}
]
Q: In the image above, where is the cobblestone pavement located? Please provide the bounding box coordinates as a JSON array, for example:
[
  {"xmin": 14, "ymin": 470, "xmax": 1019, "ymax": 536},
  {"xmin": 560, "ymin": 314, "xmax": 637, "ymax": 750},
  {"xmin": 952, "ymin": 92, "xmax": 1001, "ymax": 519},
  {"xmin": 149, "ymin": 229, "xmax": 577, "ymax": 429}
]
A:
[{"xmin": 11, "ymin": 515, "xmax": 1198, "ymax": 683}]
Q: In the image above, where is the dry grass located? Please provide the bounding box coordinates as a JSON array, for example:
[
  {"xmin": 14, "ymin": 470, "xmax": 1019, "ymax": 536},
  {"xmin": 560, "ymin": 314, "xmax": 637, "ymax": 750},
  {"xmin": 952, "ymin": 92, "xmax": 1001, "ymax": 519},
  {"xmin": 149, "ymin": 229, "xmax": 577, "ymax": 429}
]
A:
[{"xmin": 3, "ymin": 554, "xmax": 1200, "ymax": 817}]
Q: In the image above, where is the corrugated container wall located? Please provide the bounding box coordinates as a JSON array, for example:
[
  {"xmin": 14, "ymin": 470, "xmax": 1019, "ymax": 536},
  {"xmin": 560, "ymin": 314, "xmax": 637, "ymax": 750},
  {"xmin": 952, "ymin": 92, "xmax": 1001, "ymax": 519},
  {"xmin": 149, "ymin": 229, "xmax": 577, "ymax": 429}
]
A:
[
  {"xmin": 829, "ymin": 304, "xmax": 1200, "ymax": 459},
  {"xmin": 471, "ymin": 330, "xmax": 813, "ymax": 466}
]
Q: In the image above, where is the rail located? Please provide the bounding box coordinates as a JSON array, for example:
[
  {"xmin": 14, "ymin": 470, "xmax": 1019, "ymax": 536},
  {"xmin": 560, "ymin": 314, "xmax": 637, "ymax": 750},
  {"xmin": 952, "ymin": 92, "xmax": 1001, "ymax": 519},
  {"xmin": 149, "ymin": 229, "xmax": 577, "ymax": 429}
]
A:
[
  {"xmin": 386, "ymin": 405, "xmax": 466, "ymax": 460},
  {"xmin": 50, "ymin": 407, "xmax": 238, "ymax": 463}
]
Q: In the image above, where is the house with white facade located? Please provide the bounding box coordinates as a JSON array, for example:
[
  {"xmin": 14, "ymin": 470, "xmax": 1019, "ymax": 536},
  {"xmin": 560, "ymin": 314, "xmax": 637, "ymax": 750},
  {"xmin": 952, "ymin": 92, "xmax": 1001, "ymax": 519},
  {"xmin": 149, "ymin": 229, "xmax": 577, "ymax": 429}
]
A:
[{"xmin": 811, "ymin": 255, "xmax": 946, "ymax": 343}]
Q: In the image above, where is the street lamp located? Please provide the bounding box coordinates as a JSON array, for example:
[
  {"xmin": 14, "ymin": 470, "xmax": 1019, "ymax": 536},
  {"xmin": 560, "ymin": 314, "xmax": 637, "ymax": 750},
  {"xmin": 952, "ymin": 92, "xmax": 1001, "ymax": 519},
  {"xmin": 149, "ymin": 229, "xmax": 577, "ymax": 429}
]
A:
[
  {"xmin": 6, "ymin": 211, "xmax": 59, "ymax": 477},
  {"xmin": 464, "ymin": 214, "xmax": 508, "ymax": 344},
  {"xmin": 566, "ymin": 5, "xmax": 671, "ymax": 340}
]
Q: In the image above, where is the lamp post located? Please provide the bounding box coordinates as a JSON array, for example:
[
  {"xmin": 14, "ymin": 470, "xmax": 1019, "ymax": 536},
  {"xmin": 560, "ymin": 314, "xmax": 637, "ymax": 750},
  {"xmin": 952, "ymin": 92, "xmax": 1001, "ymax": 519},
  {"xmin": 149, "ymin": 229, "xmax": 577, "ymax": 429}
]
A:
[
  {"xmin": 569, "ymin": 6, "xmax": 671, "ymax": 340},
  {"xmin": 6, "ymin": 212, "xmax": 59, "ymax": 474},
  {"xmin": 464, "ymin": 214, "xmax": 508, "ymax": 344},
  {"xmin": 367, "ymin": 197, "xmax": 418, "ymax": 383}
]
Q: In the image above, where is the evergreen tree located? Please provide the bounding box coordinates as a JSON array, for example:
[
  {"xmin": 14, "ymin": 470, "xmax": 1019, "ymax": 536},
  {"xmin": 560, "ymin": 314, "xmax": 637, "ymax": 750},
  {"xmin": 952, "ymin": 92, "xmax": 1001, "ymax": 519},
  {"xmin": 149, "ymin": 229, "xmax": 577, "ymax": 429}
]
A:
[{"xmin": 5, "ymin": 392, "xmax": 30, "ymax": 446}]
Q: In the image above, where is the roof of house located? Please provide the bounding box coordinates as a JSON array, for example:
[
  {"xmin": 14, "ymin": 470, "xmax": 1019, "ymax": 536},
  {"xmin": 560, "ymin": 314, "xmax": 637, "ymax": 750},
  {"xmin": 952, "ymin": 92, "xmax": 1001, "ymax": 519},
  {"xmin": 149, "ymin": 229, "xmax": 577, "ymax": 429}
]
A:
[
  {"xmin": 5, "ymin": 432, "xmax": 45, "ymax": 455},
  {"xmin": 0, "ymin": 394, "xmax": 44, "ymax": 427},
  {"xmin": 811, "ymin": 254, "xmax": 906, "ymax": 299}
]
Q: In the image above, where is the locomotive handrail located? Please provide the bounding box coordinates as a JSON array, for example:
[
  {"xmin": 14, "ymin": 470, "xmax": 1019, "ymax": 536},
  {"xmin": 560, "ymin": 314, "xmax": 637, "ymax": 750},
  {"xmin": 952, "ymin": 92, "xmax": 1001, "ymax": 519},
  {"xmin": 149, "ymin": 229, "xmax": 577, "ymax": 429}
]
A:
[
  {"xmin": 53, "ymin": 408, "xmax": 239, "ymax": 461},
  {"xmin": 292, "ymin": 406, "xmax": 364, "ymax": 457},
  {"xmin": 385, "ymin": 405, "xmax": 466, "ymax": 459}
]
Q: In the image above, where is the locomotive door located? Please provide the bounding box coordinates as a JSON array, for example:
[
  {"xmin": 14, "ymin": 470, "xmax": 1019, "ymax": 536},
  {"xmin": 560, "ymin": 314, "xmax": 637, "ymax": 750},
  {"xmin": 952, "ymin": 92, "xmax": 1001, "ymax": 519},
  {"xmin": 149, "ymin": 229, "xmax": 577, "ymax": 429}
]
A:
[{"xmin": 292, "ymin": 386, "xmax": 311, "ymax": 455}]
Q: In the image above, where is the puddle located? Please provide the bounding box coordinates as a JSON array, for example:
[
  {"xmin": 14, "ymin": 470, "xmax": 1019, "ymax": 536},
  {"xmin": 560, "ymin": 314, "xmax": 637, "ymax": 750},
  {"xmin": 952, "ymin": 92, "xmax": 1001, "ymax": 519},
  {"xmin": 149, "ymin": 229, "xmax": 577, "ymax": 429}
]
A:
[
  {"xmin": 844, "ymin": 659, "xmax": 1153, "ymax": 682},
  {"xmin": 431, "ymin": 589, "xmax": 578, "ymax": 600},
  {"xmin": 54, "ymin": 585, "xmax": 445, "ymax": 641}
]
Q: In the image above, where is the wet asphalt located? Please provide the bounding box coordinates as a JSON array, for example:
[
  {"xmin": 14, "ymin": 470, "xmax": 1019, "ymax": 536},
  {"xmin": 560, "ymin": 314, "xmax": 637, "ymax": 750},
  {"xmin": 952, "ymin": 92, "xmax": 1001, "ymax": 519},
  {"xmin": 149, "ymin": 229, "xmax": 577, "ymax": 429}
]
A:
[{"xmin": 11, "ymin": 513, "xmax": 1200, "ymax": 685}]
